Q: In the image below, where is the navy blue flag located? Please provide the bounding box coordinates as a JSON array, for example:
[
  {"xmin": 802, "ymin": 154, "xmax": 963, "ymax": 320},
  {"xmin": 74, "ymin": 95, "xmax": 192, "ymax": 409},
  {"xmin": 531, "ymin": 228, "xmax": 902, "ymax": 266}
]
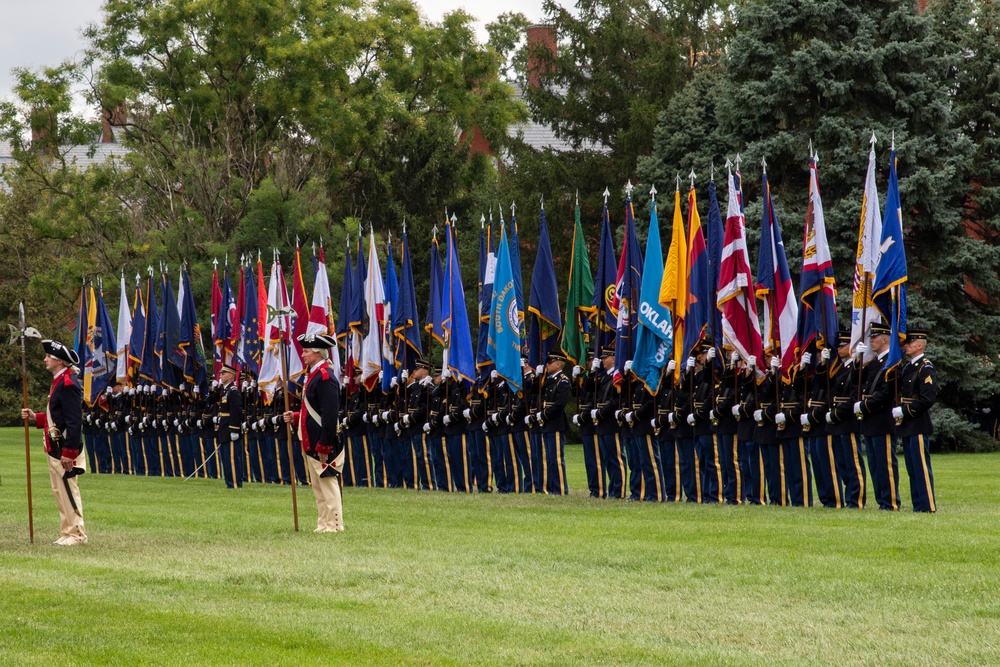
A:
[
  {"xmin": 443, "ymin": 220, "xmax": 476, "ymax": 384},
  {"xmin": 488, "ymin": 224, "xmax": 523, "ymax": 392},
  {"xmin": 128, "ymin": 280, "xmax": 146, "ymax": 382},
  {"xmin": 157, "ymin": 272, "xmax": 183, "ymax": 390},
  {"xmin": 382, "ymin": 241, "xmax": 400, "ymax": 391},
  {"xmin": 426, "ymin": 234, "xmax": 445, "ymax": 348},
  {"xmin": 873, "ymin": 149, "xmax": 908, "ymax": 377},
  {"xmin": 613, "ymin": 197, "xmax": 643, "ymax": 383},
  {"xmin": 527, "ymin": 206, "xmax": 562, "ymax": 367},
  {"xmin": 395, "ymin": 230, "xmax": 423, "ymax": 369},
  {"xmin": 74, "ymin": 281, "xmax": 90, "ymax": 370},
  {"xmin": 476, "ymin": 219, "xmax": 496, "ymax": 370},
  {"xmin": 591, "ymin": 204, "xmax": 618, "ymax": 359},
  {"xmin": 706, "ymin": 179, "xmax": 725, "ymax": 358},
  {"xmin": 180, "ymin": 267, "xmax": 208, "ymax": 393},
  {"xmin": 351, "ymin": 236, "xmax": 366, "ymax": 337},
  {"xmin": 797, "ymin": 156, "xmax": 840, "ymax": 366},
  {"xmin": 238, "ymin": 261, "xmax": 262, "ymax": 376},
  {"xmin": 141, "ymin": 274, "xmax": 160, "ymax": 384},
  {"xmin": 510, "ymin": 211, "xmax": 525, "ymax": 350}
]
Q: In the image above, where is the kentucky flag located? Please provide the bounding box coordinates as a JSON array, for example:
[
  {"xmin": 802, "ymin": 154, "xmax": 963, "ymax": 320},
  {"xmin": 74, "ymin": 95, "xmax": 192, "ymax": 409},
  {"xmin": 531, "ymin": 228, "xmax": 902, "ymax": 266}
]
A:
[
  {"xmin": 873, "ymin": 148, "xmax": 908, "ymax": 378},
  {"xmin": 488, "ymin": 223, "xmax": 523, "ymax": 392}
]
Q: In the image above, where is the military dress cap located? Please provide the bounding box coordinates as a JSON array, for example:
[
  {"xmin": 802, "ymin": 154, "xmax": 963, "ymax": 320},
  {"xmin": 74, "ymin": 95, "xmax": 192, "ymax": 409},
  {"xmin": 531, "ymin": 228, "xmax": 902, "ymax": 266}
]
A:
[
  {"xmin": 837, "ymin": 329, "xmax": 852, "ymax": 346},
  {"xmin": 869, "ymin": 322, "xmax": 892, "ymax": 337},
  {"xmin": 905, "ymin": 328, "xmax": 928, "ymax": 343},
  {"xmin": 42, "ymin": 339, "xmax": 80, "ymax": 366},
  {"xmin": 694, "ymin": 340, "xmax": 713, "ymax": 353},
  {"xmin": 414, "ymin": 359, "xmax": 433, "ymax": 371},
  {"xmin": 546, "ymin": 351, "xmax": 568, "ymax": 363},
  {"xmin": 297, "ymin": 333, "xmax": 337, "ymax": 349},
  {"xmin": 220, "ymin": 362, "xmax": 239, "ymax": 375},
  {"xmin": 600, "ymin": 345, "xmax": 616, "ymax": 358}
]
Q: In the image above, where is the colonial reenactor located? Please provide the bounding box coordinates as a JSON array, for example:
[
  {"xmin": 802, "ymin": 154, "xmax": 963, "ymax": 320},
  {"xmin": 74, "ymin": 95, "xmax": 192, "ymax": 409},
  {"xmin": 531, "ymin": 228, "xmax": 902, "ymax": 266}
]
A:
[
  {"xmin": 216, "ymin": 364, "xmax": 244, "ymax": 488},
  {"xmin": 855, "ymin": 322, "xmax": 901, "ymax": 511},
  {"xmin": 895, "ymin": 328, "xmax": 937, "ymax": 512},
  {"xmin": 802, "ymin": 347, "xmax": 844, "ymax": 509},
  {"xmin": 343, "ymin": 367, "xmax": 372, "ymax": 486},
  {"xmin": 573, "ymin": 356, "xmax": 604, "ymax": 498},
  {"xmin": 21, "ymin": 340, "xmax": 88, "ymax": 545},
  {"xmin": 284, "ymin": 333, "xmax": 345, "ymax": 533},
  {"xmin": 533, "ymin": 352, "xmax": 571, "ymax": 495},
  {"xmin": 754, "ymin": 353, "xmax": 785, "ymax": 506},
  {"xmin": 595, "ymin": 348, "xmax": 627, "ymax": 499},
  {"xmin": 826, "ymin": 331, "xmax": 866, "ymax": 508}
]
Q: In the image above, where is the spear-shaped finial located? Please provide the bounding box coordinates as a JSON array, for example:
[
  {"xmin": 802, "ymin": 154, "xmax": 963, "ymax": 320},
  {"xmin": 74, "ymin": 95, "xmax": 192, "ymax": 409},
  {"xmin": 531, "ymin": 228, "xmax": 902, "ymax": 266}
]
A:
[
  {"xmin": 295, "ymin": 234, "xmax": 300, "ymax": 248},
  {"xmin": 649, "ymin": 183, "xmax": 657, "ymax": 202},
  {"xmin": 432, "ymin": 224, "xmax": 438, "ymax": 239},
  {"xmin": 891, "ymin": 130, "xmax": 895, "ymax": 151},
  {"xmin": 481, "ymin": 213, "xmax": 485, "ymax": 228},
  {"xmin": 625, "ymin": 180, "xmax": 634, "ymax": 198},
  {"xmin": 760, "ymin": 156, "xmax": 767, "ymax": 174},
  {"xmin": 575, "ymin": 189, "xmax": 579, "ymax": 207},
  {"xmin": 734, "ymin": 153, "xmax": 742, "ymax": 169},
  {"xmin": 602, "ymin": 187, "xmax": 610, "ymax": 204},
  {"xmin": 498, "ymin": 205, "xmax": 505, "ymax": 223},
  {"xmin": 675, "ymin": 173, "xmax": 681, "ymax": 192},
  {"xmin": 688, "ymin": 169, "xmax": 696, "ymax": 188},
  {"xmin": 540, "ymin": 195, "xmax": 544, "ymax": 210},
  {"xmin": 808, "ymin": 139, "xmax": 814, "ymax": 159},
  {"xmin": 488, "ymin": 207, "xmax": 493, "ymax": 224},
  {"xmin": 312, "ymin": 241, "xmax": 316, "ymax": 257},
  {"xmin": 725, "ymin": 157, "xmax": 733, "ymax": 172},
  {"xmin": 319, "ymin": 236, "xmax": 324, "ymax": 249},
  {"xmin": 870, "ymin": 130, "xmax": 877, "ymax": 146},
  {"xmin": 213, "ymin": 257, "xmax": 218, "ymax": 270},
  {"xmin": 402, "ymin": 218, "xmax": 406, "ymax": 234},
  {"xmin": 710, "ymin": 163, "xmax": 715, "ymax": 182},
  {"xmin": 257, "ymin": 249, "xmax": 261, "ymax": 262},
  {"xmin": 135, "ymin": 272, "xmax": 140, "ymax": 287},
  {"xmin": 450, "ymin": 212, "xmax": 457, "ymax": 224},
  {"xmin": 346, "ymin": 232, "xmax": 350, "ymax": 248},
  {"xmin": 510, "ymin": 200, "xmax": 516, "ymax": 217},
  {"xmin": 148, "ymin": 265, "xmax": 154, "ymax": 276}
]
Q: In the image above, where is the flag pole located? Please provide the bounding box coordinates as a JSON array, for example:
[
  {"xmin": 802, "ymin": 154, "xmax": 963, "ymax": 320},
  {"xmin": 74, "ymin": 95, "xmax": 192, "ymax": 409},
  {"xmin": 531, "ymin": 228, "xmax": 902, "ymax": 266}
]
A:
[
  {"xmin": 278, "ymin": 314, "xmax": 300, "ymax": 532},
  {"xmin": 12, "ymin": 302, "xmax": 40, "ymax": 542}
]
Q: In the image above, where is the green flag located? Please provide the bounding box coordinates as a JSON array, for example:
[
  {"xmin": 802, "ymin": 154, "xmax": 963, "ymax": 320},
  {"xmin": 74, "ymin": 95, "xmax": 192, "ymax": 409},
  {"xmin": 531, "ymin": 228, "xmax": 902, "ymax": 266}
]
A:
[{"xmin": 561, "ymin": 202, "xmax": 595, "ymax": 366}]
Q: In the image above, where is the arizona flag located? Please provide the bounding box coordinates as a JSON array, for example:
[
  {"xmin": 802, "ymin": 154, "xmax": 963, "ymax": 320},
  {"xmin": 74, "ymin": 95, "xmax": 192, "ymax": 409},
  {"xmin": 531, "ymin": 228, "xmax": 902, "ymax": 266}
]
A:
[
  {"xmin": 797, "ymin": 155, "xmax": 839, "ymax": 365},
  {"xmin": 851, "ymin": 135, "xmax": 883, "ymax": 360},
  {"xmin": 718, "ymin": 166, "xmax": 763, "ymax": 371},
  {"xmin": 756, "ymin": 170, "xmax": 799, "ymax": 381},
  {"xmin": 683, "ymin": 184, "xmax": 709, "ymax": 361}
]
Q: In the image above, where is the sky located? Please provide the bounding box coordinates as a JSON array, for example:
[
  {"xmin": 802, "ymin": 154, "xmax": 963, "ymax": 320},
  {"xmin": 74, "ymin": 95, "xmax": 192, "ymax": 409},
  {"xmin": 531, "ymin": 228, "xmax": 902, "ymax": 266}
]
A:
[{"xmin": 0, "ymin": 0, "xmax": 560, "ymax": 115}]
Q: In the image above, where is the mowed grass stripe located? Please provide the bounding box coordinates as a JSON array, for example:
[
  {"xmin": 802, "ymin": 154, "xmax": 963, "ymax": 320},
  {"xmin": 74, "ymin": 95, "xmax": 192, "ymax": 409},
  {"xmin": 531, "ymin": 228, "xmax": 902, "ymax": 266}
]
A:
[{"xmin": 1, "ymin": 429, "xmax": 998, "ymax": 666}]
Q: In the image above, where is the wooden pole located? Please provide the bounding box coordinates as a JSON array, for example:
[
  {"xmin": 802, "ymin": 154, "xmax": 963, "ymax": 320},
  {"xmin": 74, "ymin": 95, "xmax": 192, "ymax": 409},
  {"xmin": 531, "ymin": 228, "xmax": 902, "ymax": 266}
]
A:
[
  {"xmin": 279, "ymin": 337, "xmax": 299, "ymax": 532},
  {"xmin": 20, "ymin": 324, "xmax": 34, "ymax": 544}
]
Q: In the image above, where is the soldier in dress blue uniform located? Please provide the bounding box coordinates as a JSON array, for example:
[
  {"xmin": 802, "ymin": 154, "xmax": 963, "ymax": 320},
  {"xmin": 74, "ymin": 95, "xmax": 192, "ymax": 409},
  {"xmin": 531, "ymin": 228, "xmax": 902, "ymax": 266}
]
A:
[
  {"xmin": 801, "ymin": 347, "xmax": 844, "ymax": 508},
  {"xmin": 621, "ymin": 362, "xmax": 663, "ymax": 502},
  {"xmin": 283, "ymin": 333, "xmax": 345, "ymax": 532},
  {"xmin": 22, "ymin": 340, "xmax": 88, "ymax": 545},
  {"xmin": 401, "ymin": 360, "xmax": 435, "ymax": 490},
  {"xmin": 895, "ymin": 328, "xmax": 937, "ymax": 513},
  {"xmin": 685, "ymin": 344, "xmax": 723, "ymax": 504},
  {"xmin": 425, "ymin": 368, "xmax": 452, "ymax": 491},
  {"xmin": 533, "ymin": 352, "xmax": 571, "ymax": 495},
  {"xmin": 735, "ymin": 357, "xmax": 764, "ymax": 505},
  {"xmin": 776, "ymin": 360, "xmax": 812, "ymax": 507},
  {"xmin": 465, "ymin": 373, "xmax": 492, "ymax": 493},
  {"xmin": 573, "ymin": 354, "xmax": 604, "ymax": 498},
  {"xmin": 653, "ymin": 361, "xmax": 681, "ymax": 502},
  {"xmin": 486, "ymin": 370, "xmax": 519, "ymax": 493},
  {"xmin": 216, "ymin": 363, "xmax": 244, "ymax": 488},
  {"xmin": 854, "ymin": 322, "xmax": 901, "ymax": 511},
  {"xmin": 826, "ymin": 331, "xmax": 866, "ymax": 508},
  {"xmin": 343, "ymin": 367, "xmax": 372, "ymax": 487},
  {"xmin": 713, "ymin": 353, "xmax": 743, "ymax": 505},
  {"xmin": 754, "ymin": 353, "xmax": 785, "ymax": 505}
]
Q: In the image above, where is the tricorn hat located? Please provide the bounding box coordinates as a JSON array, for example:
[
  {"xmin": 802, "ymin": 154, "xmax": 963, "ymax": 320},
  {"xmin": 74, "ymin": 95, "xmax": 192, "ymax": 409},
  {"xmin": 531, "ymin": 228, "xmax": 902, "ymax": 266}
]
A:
[
  {"xmin": 297, "ymin": 333, "xmax": 336, "ymax": 349},
  {"xmin": 42, "ymin": 339, "xmax": 79, "ymax": 366}
]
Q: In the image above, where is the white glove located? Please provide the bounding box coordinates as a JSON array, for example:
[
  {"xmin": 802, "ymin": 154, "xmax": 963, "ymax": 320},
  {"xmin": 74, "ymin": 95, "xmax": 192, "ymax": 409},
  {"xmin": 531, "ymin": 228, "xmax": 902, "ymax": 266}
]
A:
[
  {"xmin": 731, "ymin": 405, "xmax": 740, "ymax": 417},
  {"xmin": 825, "ymin": 413, "xmax": 833, "ymax": 424},
  {"xmin": 573, "ymin": 365, "xmax": 582, "ymax": 378},
  {"xmin": 212, "ymin": 416, "xmax": 219, "ymax": 425},
  {"xmin": 572, "ymin": 414, "xmax": 579, "ymax": 425},
  {"xmin": 390, "ymin": 376, "xmax": 398, "ymax": 388},
  {"xmin": 402, "ymin": 414, "xmax": 411, "ymax": 426},
  {"xmin": 163, "ymin": 387, "xmax": 170, "ymax": 396},
  {"xmin": 193, "ymin": 385, "xmax": 200, "ymax": 395},
  {"xmin": 747, "ymin": 356, "xmax": 757, "ymax": 369},
  {"xmin": 820, "ymin": 348, "xmax": 831, "ymax": 362},
  {"xmin": 667, "ymin": 413, "xmax": 675, "ymax": 425},
  {"xmin": 362, "ymin": 413, "xmax": 369, "ymax": 423},
  {"xmin": 162, "ymin": 419, "xmax": 169, "ymax": 428},
  {"xmin": 443, "ymin": 415, "xmax": 452, "ymax": 425},
  {"xmin": 490, "ymin": 369, "xmax": 499, "ymax": 380},
  {"xmin": 196, "ymin": 419, "xmax": 203, "ymax": 428},
  {"xmin": 482, "ymin": 422, "xmax": 489, "ymax": 432},
  {"xmin": 591, "ymin": 358, "xmax": 600, "ymax": 371},
  {"xmin": 855, "ymin": 343, "xmax": 868, "ymax": 356},
  {"xmin": 854, "ymin": 401, "xmax": 862, "ymax": 414},
  {"xmin": 420, "ymin": 376, "xmax": 432, "ymax": 386},
  {"xmin": 753, "ymin": 409, "xmax": 763, "ymax": 422},
  {"xmin": 506, "ymin": 415, "xmax": 514, "ymax": 426},
  {"xmin": 892, "ymin": 406, "xmax": 904, "ymax": 419},
  {"xmin": 125, "ymin": 415, "xmax": 131, "ymax": 424},
  {"xmin": 984, "ymin": 407, "xmax": 992, "ymax": 415},
  {"xmin": 378, "ymin": 370, "xmax": 384, "ymax": 380},
  {"xmin": 230, "ymin": 432, "xmax": 239, "ymax": 441},
  {"xmin": 800, "ymin": 414, "xmax": 810, "ymax": 427},
  {"xmin": 381, "ymin": 411, "xmax": 390, "ymax": 421},
  {"xmin": 535, "ymin": 411, "xmax": 543, "ymax": 422},
  {"xmin": 173, "ymin": 419, "xmax": 180, "ymax": 427},
  {"xmin": 105, "ymin": 386, "xmax": 113, "ymax": 394},
  {"xmin": 422, "ymin": 423, "xmax": 431, "ymax": 433},
  {"xmin": 775, "ymin": 413, "xmax": 786, "ymax": 425},
  {"xmin": 709, "ymin": 410, "xmax": 716, "ymax": 420},
  {"xmin": 800, "ymin": 352, "xmax": 812, "ymax": 368},
  {"xmin": 524, "ymin": 415, "xmax": 532, "ymax": 425},
  {"xmin": 272, "ymin": 416, "xmax": 281, "ymax": 425},
  {"xmin": 401, "ymin": 369, "xmax": 409, "ymax": 380},
  {"xmin": 706, "ymin": 347, "xmax": 716, "ymax": 361},
  {"xmin": 463, "ymin": 408, "xmax": 471, "ymax": 420},
  {"xmin": 650, "ymin": 419, "xmax": 657, "ymax": 429},
  {"xmin": 685, "ymin": 356, "xmax": 696, "ymax": 371},
  {"xmin": 179, "ymin": 383, "xmax": 186, "ymax": 391},
  {"xmin": 730, "ymin": 351, "xmax": 740, "ymax": 365},
  {"xmin": 615, "ymin": 409, "xmax": 624, "ymax": 421},
  {"xmin": 624, "ymin": 360, "xmax": 633, "ymax": 372},
  {"xmin": 442, "ymin": 368, "xmax": 451, "ymax": 379},
  {"xmin": 590, "ymin": 409, "xmax": 599, "ymax": 421},
  {"xmin": 770, "ymin": 355, "xmax": 780, "ymax": 370},
  {"xmin": 667, "ymin": 360, "xmax": 676, "ymax": 372},
  {"xmin": 259, "ymin": 419, "xmax": 267, "ymax": 429},
  {"xmin": 686, "ymin": 413, "xmax": 696, "ymax": 425},
  {"xmin": 241, "ymin": 382, "xmax": 248, "ymax": 391},
  {"xmin": 393, "ymin": 422, "xmax": 401, "ymax": 434},
  {"xmin": 341, "ymin": 376, "xmax": 349, "ymax": 385},
  {"xmin": 535, "ymin": 365, "xmax": 544, "ymax": 375},
  {"xmin": 625, "ymin": 411, "xmax": 634, "ymax": 425}
]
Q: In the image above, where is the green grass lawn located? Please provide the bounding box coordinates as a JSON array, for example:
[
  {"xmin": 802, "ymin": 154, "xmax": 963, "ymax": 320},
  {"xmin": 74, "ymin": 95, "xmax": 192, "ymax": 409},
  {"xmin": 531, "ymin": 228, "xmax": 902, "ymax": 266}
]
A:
[{"xmin": 1, "ymin": 428, "xmax": 998, "ymax": 666}]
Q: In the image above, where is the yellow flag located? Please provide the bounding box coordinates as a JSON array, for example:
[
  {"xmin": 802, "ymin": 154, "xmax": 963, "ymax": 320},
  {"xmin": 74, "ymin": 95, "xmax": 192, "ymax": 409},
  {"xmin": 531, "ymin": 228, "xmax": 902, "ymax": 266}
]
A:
[{"xmin": 659, "ymin": 189, "xmax": 687, "ymax": 379}]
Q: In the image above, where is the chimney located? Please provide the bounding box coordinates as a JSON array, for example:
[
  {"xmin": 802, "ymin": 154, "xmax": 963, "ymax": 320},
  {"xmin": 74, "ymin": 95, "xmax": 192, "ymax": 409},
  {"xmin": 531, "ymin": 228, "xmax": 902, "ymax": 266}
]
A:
[
  {"xmin": 29, "ymin": 108, "xmax": 56, "ymax": 153},
  {"xmin": 526, "ymin": 24, "xmax": 556, "ymax": 89},
  {"xmin": 101, "ymin": 103, "xmax": 127, "ymax": 143}
]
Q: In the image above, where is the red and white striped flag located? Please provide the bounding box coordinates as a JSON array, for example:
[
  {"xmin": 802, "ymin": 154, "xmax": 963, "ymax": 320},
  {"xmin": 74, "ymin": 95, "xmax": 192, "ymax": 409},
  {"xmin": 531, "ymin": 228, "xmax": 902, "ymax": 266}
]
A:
[{"xmin": 718, "ymin": 167, "xmax": 764, "ymax": 373}]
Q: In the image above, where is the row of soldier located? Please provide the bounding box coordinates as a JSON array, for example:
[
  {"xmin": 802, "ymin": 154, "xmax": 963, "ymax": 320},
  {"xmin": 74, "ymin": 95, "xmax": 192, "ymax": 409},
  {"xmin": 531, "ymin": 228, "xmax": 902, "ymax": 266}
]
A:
[{"xmin": 78, "ymin": 323, "xmax": 937, "ymax": 512}]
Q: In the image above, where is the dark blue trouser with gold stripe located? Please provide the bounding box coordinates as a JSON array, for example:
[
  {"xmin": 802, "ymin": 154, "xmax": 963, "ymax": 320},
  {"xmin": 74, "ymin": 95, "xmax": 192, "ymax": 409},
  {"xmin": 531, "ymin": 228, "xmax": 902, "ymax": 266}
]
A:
[
  {"xmin": 762, "ymin": 443, "xmax": 785, "ymax": 506},
  {"xmin": 511, "ymin": 430, "xmax": 533, "ymax": 493},
  {"xmin": 446, "ymin": 433, "xmax": 472, "ymax": 492},
  {"xmin": 677, "ymin": 437, "xmax": 700, "ymax": 502},
  {"xmin": 580, "ymin": 432, "xmax": 604, "ymax": 498},
  {"xmin": 831, "ymin": 432, "xmax": 866, "ymax": 508},
  {"xmin": 717, "ymin": 433, "xmax": 741, "ymax": 505},
  {"xmin": 865, "ymin": 433, "xmax": 900, "ymax": 511},
  {"xmin": 901, "ymin": 434, "xmax": 936, "ymax": 512},
  {"xmin": 408, "ymin": 433, "xmax": 434, "ymax": 490},
  {"xmin": 743, "ymin": 440, "xmax": 765, "ymax": 505},
  {"xmin": 489, "ymin": 433, "xmax": 517, "ymax": 493},
  {"xmin": 599, "ymin": 433, "xmax": 628, "ymax": 499},
  {"xmin": 782, "ymin": 437, "xmax": 812, "ymax": 507},
  {"xmin": 541, "ymin": 431, "xmax": 568, "ymax": 495},
  {"xmin": 344, "ymin": 434, "xmax": 371, "ymax": 487},
  {"xmin": 468, "ymin": 429, "xmax": 490, "ymax": 493},
  {"xmin": 628, "ymin": 433, "xmax": 663, "ymax": 502},
  {"xmin": 655, "ymin": 436, "xmax": 680, "ymax": 502},
  {"xmin": 809, "ymin": 435, "xmax": 843, "ymax": 508},
  {"xmin": 695, "ymin": 434, "xmax": 723, "ymax": 504}
]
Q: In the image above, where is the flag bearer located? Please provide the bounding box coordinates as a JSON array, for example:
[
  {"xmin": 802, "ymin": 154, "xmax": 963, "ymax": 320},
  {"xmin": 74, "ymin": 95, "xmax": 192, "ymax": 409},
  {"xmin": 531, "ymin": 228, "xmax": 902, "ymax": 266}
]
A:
[{"xmin": 895, "ymin": 329, "xmax": 937, "ymax": 513}]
